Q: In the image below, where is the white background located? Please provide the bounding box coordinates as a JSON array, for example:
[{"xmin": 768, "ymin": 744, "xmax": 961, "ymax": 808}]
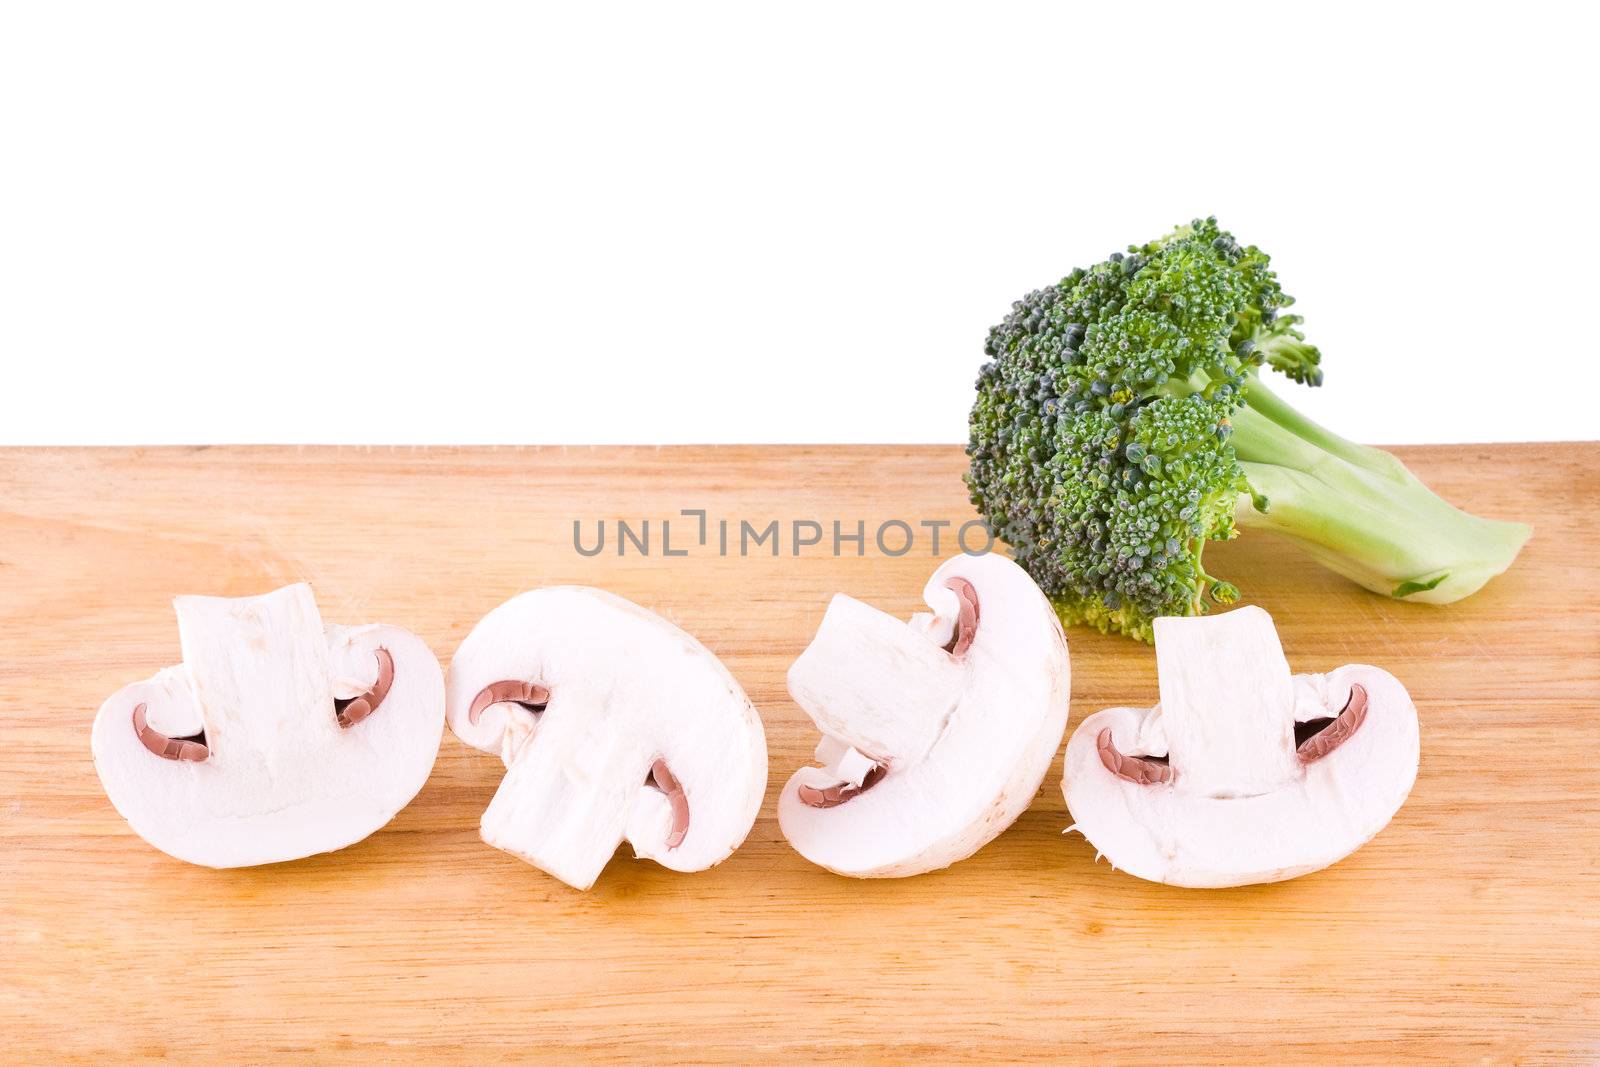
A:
[{"xmin": 2, "ymin": 2, "xmax": 1595, "ymax": 445}]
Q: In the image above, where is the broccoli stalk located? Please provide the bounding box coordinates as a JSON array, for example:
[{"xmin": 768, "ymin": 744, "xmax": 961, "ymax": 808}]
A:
[
  {"xmin": 1227, "ymin": 376, "xmax": 1531, "ymax": 604},
  {"xmin": 966, "ymin": 218, "xmax": 1530, "ymax": 642}
]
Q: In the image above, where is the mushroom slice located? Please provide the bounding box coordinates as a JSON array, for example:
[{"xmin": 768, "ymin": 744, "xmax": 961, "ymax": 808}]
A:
[
  {"xmin": 91, "ymin": 583, "xmax": 445, "ymax": 868},
  {"xmin": 1062, "ymin": 606, "xmax": 1420, "ymax": 887},
  {"xmin": 445, "ymin": 587, "xmax": 767, "ymax": 891},
  {"xmin": 777, "ymin": 553, "xmax": 1071, "ymax": 878}
]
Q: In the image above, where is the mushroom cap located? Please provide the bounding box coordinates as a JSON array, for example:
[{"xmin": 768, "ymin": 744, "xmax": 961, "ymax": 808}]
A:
[
  {"xmin": 777, "ymin": 553, "xmax": 1070, "ymax": 878},
  {"xmin": 1062, "ymin": 608, "xmax": 1421, "ymax": 888},
  {"xmin": 90, "ymin": 583, "xmax": 445, "ymax": 868},
  {"xmin": 445, "ymin": 586, "xmax": 767, "ymax": 891}
]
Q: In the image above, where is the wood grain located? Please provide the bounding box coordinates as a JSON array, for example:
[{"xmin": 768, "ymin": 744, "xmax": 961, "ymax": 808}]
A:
[{"xmin": 1, "ymin": 444, "xmax": 1595, "ymax": 1064}]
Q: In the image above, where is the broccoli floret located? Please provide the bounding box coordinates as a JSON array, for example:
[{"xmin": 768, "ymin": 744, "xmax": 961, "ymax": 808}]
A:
[{"xmin": 967, "ymin": 217, "xmax": 1531, "ymax": 641}]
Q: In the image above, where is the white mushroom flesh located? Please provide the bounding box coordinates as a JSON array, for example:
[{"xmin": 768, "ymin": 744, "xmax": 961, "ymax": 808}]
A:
[
  {"xmin": 91, "ymin": 583, "xmax": 445, "ymax": 868},
  {"xmin": 778, "ymin": 553, "xmax": 1071, "ymax": 878},
  {"xmin": 1062, "ymin": 605, "xmax": 1420, "ymax": 887},
  {"xmin": 446, "ymin": 587, "xmax": 767, "ymax": 891}
]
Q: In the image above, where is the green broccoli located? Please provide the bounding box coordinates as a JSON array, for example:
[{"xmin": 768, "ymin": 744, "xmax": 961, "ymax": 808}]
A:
[{"xmin": 966, "ymin": 217, "xmax": 1531, "ymax": 642}]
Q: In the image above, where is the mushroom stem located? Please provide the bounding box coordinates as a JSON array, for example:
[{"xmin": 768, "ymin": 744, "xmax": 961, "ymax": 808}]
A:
[
  {"xmin": 1153, "ymin": 608, "xmax": 1300, "ymax": 797},
  {"xmin": 787, "ymin": 593, "xmax": 964, "ymax": 766}
]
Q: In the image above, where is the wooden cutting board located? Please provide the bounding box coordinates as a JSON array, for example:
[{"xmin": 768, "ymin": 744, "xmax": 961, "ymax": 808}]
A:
[{"xmin": 1, "ymin": 444, "xmax": 1595, "ymax": 1064}]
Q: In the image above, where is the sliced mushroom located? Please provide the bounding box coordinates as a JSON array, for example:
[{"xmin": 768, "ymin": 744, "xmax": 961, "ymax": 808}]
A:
[
  {"xmin": 777, "ymin": 554, "xmax": 1071, "ymax": 878},
  {"xmin": 446, "ymin": 587, "xmax": 767, "ymax": 891},
  {"xmin": 1062, "ymin": 605, "xmax": 1420, "ymax": 887},
  {"xmin": 91, "ymin": 583, "xmax": 445, "ymax": 868}
]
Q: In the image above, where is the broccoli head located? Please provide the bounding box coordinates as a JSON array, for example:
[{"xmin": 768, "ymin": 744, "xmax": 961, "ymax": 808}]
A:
[{"xmin": 967, "ymin": 217, "xmax": 1530, "ymax": 641}]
